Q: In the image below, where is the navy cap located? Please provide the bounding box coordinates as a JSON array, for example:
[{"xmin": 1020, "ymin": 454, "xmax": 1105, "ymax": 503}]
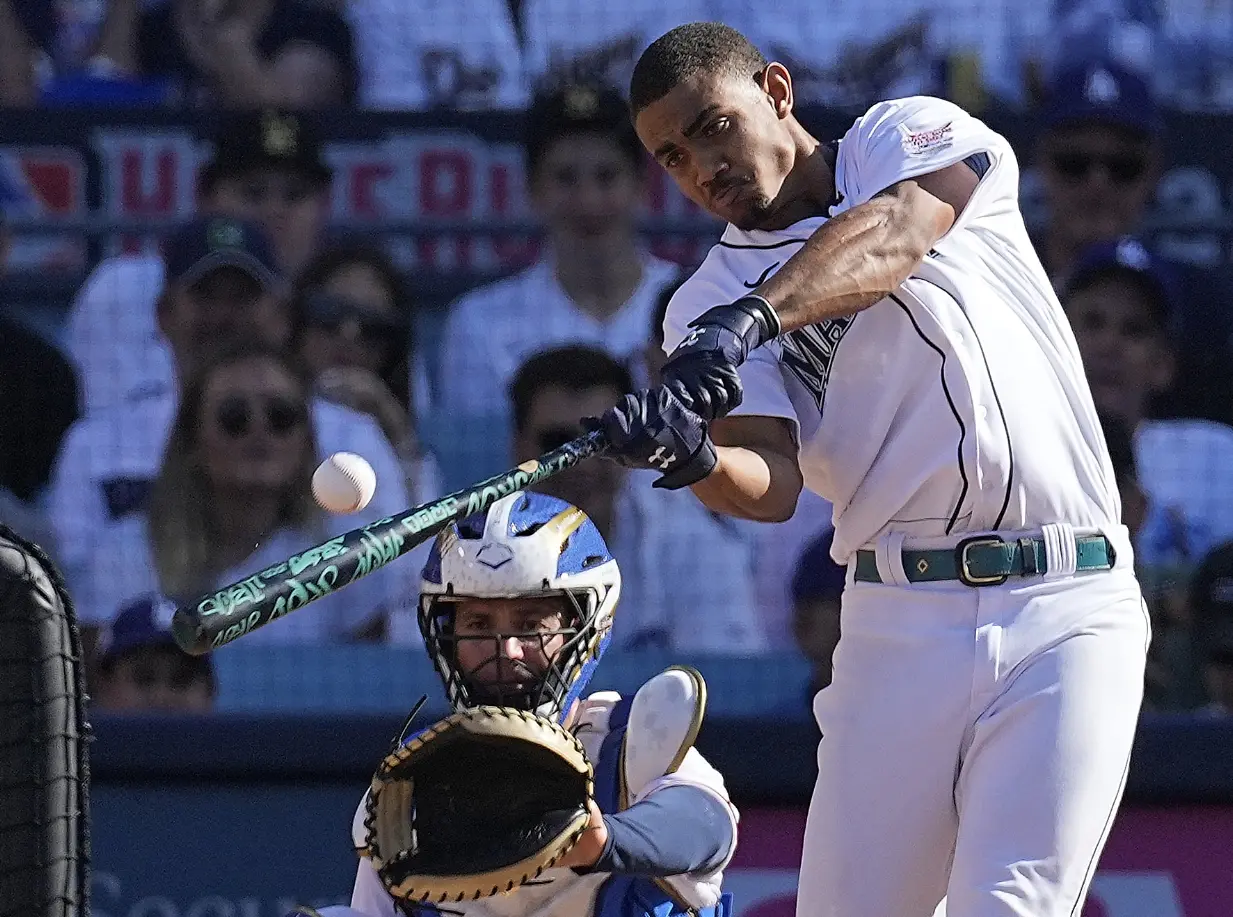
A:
[
  {"xmin": 791, "ymin": 529, "xmax": 847, "ymax": 606},
  {"xmin": 1042, "ymin": 60, "xmax": 1161, "ymax": 137},
  {"xmin": 163, "ymin": 216, "xmax": 283, "ymax": 290},
  {"xmin": 1065, "ymin": 236, "xmax": 1180, "ymax": 326},
  {"xmin": 200, "ymin": 110, "xmax": 332, "ymax": 188},
  {"xmin": 97, "ymin": 594, "xmax": 209, "ymax": 665}
]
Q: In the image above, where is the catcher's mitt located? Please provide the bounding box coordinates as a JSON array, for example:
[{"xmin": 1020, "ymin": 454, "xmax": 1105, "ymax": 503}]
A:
[{"xmin": 364, "ymin": 706, "xmax": 595, "ymax": 905}]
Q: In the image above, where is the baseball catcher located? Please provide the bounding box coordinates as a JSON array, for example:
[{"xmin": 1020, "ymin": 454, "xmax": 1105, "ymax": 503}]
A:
[{"xmin": 289, "ymin": 491, "xmax": 737, "ymax": 917}]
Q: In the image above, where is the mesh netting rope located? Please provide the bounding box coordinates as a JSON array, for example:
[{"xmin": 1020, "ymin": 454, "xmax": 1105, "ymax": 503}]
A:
[{"xmin": 0, "ymin": 522, "xmax": 91, "ymax": 917}]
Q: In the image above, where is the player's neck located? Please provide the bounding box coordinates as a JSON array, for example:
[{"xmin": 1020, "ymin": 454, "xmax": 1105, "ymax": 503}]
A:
[
  {"xmin": 550, "ymin": 233, "xmax": 645, "ymax": 320},
  {"xmin": 749, "ymin": 127, "xmax": 836, "ymax": 232}
]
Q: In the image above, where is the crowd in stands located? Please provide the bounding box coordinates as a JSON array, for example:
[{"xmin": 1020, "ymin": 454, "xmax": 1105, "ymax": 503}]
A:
[{"xmin": 0, "ymin": 0, "xmax": 1232, "ymax": 720}]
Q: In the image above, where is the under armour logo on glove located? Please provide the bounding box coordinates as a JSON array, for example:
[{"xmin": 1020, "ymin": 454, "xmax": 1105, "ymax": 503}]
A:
[
  {"xmin": 649, "ymin": 446, "xmax": 677, "ymax": 469},
  {"xmin": 584, "ymin": 386, "xmax": 717, "ymax": 490}
]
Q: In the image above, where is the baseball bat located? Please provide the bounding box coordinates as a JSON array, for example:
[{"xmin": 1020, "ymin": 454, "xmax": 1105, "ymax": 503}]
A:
[{"xmin": 171, "ymin": 430, "xmax": 608, "ymax": 656}]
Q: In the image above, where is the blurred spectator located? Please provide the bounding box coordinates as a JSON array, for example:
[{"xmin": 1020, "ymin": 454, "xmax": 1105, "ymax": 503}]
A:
[
  {"xmin": 84, "ymin": 343, "xmax": 389, "ymax": 644},
  {"xmin": 345, "ymin": 0, "xmax": 526, "ymax": 110},
  {"xmin": 791, "ymin": 529, "xmax": 846, "ymax": 705},
  {"xmin": 48, "ymin": 216, "xmax": 408, "ymax": 650},
  {"xmin": 1063, "ymin": 238, "xmax": 1233, "ymax": 571},
  {"xmin": 93, "ymin": 594, "xmax": 215, "ymax": 712},
  {"xmin": 505, "ymin": 344, "xmax": 766, "ymax": 654},
  {"xmin": 292, "ymin": 240, "xmax": 442, "ymax": 504},
  {"xmin": 521, "ymin": 0, "xmax": 708, "ymax": 94},
  {"xmin": 712, "ymin": 0, "xmax": 1020, "ymax": 111},
  {"xmin": 67, "ymin": 109, "xmax": 333, "ymax": 415},
  {"xmin": 1187, "ymin": 542, "xmax": 1233, "ymax": 716},
  {"xmin": 1100, "ymin": 410, "xmax": 1205, "ymax": 711},
  {"xmin": 434, "ymin": 83, "xmax": 681, "ymax": 483},
  {"xmin": 1032, "ymin": 59, "xmax": 1233, "ymax": 358},
  {"xmin": 643, "ymin": 276, "xmax": 832, "ymax": 648},
  {"xmin": 0, "ymin": 216, "xmax": 79, "ymax": 555},
  {"xmin": 0, "ymin": 0, "xmax": 45, "ymax": 105},
  {"xmin": 85, "ymin": 0, "xmax": 358, "ymax": 108}
]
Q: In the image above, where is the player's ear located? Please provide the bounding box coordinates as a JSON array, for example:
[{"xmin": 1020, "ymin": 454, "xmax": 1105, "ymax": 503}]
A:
[{"xmin": 761, "ymin": 63, "xmax": 794, "ymax": 119}]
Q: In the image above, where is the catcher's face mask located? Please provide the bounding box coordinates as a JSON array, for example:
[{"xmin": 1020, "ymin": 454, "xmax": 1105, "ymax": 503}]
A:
[{"xmin": 423, "ymin": 593, "xmax": 597, "ymax": 716}]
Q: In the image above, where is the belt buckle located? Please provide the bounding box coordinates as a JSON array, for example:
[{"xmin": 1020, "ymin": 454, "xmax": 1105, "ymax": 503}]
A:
[{"xmin": 955, "ymin": 535, "xmax": 1008, "ymax": 587}]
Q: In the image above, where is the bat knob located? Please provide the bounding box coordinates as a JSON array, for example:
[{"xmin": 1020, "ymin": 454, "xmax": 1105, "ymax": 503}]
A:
[{"xmin": 171, "ymin": 607, "xmax": 212, "ymax": 656}]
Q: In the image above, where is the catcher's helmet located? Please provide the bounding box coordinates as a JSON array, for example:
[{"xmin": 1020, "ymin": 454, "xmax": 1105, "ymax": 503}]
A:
[{"xmin": 419, "ymin": 491, "xmax": 620, "ymax": 721}]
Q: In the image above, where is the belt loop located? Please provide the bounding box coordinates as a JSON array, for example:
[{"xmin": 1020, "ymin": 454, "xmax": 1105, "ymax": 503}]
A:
[
  {"xmin": 1042, "ymin": 523, "xmax": 1077, "ymax": 579},
  {"xmin": 875, "ymin": 532, "xmax": 911, "ymax": 587}
]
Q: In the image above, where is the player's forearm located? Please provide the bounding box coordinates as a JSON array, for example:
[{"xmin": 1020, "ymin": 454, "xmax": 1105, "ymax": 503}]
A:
[
  {"xmin": 690, "ymin": 444, "xmax": 802, "ymax": 524},
  {"xmin": 754, "ymin": 182, "xmax": 950, "ymax": 333},
  {"xmin": 587, "ymin": 785, "xmax": 735, "ymax": 877}
]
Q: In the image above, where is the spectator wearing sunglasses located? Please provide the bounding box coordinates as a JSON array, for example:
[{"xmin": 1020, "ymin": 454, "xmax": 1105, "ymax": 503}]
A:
[
  {"xmin": 66, "ymin": 110, "xmax": 333, "ymax": 417},
  {"xmin": 446, "ymin": 343, "xmax": 766, "ymax": 655},
  {"xmin": 87, "ymin": 344, "xmax": 388, "ymax": 645},
  {"xmin": 48, "ymin": 217, "xmax": 409, "ymax": 656},
  {"xmin": 292, "ymin": 240, "xmax": 442, "ymax": 509},
  {"xmin": 1033, "ymin": 59, "xmax": 1233, "ymax": 364}
]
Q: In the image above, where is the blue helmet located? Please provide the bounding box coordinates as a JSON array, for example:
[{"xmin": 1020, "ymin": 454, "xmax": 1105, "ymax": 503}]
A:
[{"xmin": 419, "ymin": 492, "xmax": 621, "ymax": 721}]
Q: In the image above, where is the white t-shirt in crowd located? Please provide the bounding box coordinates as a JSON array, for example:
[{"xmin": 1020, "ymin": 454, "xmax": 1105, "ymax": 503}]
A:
[{"xmin": 346, "ymin": 0, "xmax": 528, "ymax": 110}]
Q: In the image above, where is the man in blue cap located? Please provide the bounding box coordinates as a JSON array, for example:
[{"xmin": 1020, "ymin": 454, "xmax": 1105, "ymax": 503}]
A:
[
  {"xmin": 94, "ymin": 594, "xmax": 216, "ymax": 712},
  {"xmin": 1033, "ymin": 58, "xmax": 1233, "ymax": 401}
]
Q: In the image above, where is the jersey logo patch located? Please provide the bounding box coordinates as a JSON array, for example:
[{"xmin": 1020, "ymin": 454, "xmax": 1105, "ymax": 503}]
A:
[
  {"xmin": 899, "ymin": 121, "xmax": 953, "ymax": 156},
  {"xmin": 780, "ymin": 317, "xmax": 857, "ymax": 413}
]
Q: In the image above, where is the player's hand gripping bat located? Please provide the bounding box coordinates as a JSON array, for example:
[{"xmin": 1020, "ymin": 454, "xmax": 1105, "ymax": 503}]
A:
[{"xmin": 171, "ymin": 431, "xmax": 608, "ymax": 655}]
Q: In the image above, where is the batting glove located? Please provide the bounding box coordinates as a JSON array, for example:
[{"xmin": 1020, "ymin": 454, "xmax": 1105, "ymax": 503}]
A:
[
  {"xmin": 585, "ymin": 387, "xmax": 717, "ymax": 490},
  {"xmin": 663, "ymin": 294, "xmax": 781, "ymax": 421}
]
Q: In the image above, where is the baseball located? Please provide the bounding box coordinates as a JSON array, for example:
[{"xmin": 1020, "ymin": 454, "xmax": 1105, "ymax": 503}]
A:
[{"xmin": 312, "ymin": 452, "xmax": 377, "ymax": 514}]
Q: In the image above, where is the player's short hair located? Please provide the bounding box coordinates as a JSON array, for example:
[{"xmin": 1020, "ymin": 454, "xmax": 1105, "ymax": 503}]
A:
[
  {"xmin": 630, "ymin": 22, "xmax": 769, "ymax": 117},
  {"xmin": 509, "ymin": 345, "xmax": 635, "ymax": 431}
]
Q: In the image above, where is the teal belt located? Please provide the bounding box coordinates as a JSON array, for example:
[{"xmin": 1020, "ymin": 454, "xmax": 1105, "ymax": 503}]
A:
[{"xmin": 853, "ymin": 534, "xmax": 1116, "ymax": 587}]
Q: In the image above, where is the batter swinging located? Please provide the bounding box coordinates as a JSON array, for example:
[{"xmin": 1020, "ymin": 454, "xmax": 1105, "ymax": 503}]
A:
[{"xmin": 590, "ymin": 21, "xmax": 1151, "ymax": 917}]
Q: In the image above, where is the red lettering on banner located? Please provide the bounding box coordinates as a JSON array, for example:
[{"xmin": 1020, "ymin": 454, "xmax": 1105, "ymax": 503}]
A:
[
  {"xmin": 349, "ymin": 163, "xmax": 393, "ymax": 217},
  {"xmin": 92, "ymin": 129, "xmax": 199, "ymax": 255},
  {"xmin": 489, "ymin": 160, "xmax": 539, "ymax": 267},
  {"xmin": 121, "ymin": 149, "xmax": 176, "ymax": 214},
  {"xmin": 418, "ymin": 150, "xmax": 473, "ymax": 265}
]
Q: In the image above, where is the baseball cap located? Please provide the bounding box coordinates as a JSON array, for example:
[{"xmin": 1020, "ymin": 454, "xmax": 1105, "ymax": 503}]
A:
[
  {"xmin": 524, "ymin": 82, "xmax": 643, "ymax": 176},
  {"xmin": 199, "ymin": 110, "xmax": 332, "ymax": 189},
  {"xmin": 791, "ymin": 529, "xmax": 847, "ymax": 606},
  {"xmin": 97, "ymin": 594, "xmax": 207, "ymax": 665},
  {"xmin": 1041, "ymin": 60, "xmax": 1162, "ymax": 137},
  {"xmin": 1189, "ymin": 542, "xmax": 1233, "ymax": 664},
  {"xmin": 163, "ymin": 216, "xmax": 283, "ymax": 290},
  {"xmin": 1065, "ymin": 236, "xmax": 1180, "ymax": 329}
]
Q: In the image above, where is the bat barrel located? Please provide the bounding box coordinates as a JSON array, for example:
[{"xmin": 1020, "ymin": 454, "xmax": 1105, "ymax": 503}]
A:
[{"xmin": 169, "ymin": 429, "xmax": 609, "ymax": 656}]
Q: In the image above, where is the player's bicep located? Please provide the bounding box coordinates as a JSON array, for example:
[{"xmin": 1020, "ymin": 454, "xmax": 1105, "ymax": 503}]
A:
[
  {"xmin": 874, "ymin": 160, "xmax": 982, "ymax": 247},
  {"xmin": 710, "ymin": 414, "xmax": 797, "ymax": 461}
]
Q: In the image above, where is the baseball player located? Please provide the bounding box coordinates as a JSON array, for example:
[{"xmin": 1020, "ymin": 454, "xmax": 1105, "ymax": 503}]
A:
[
  {"xmin": 291, "ymin": 491, "xmax": 737, "ymax": 917},
  {"xmin": 590, "ymin": 21, "xmax": 1151, "ymax": 917}
]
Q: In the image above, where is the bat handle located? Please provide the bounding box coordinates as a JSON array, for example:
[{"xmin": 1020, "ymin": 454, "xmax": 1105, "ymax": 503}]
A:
[{"xmin": 171, "ymin": 607, "xmax": 211, "ymax": 656}]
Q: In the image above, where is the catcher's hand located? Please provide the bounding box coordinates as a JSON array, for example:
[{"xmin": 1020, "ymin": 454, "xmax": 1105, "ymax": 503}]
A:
[{"xmin": 364, "ymin": 706, "xmax": 595, "ymax": 905}]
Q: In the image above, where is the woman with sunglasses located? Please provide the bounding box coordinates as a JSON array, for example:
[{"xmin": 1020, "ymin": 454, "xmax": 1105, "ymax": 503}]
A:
[
  {"xmin": 95, "ymin": 343, "xmax": 389, "ymax": 644},
  {"xmin": 292, "ymin": 241, "xmax": 441, "ymax": 509}
]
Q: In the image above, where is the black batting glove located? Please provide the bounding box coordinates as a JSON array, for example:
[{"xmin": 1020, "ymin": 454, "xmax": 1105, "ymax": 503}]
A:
[
  {"xmin": 662, "ymin": 294, "xmax": 781, "ymax": 421},
  {"xmin": 584, "ymin": 387, "xmax": 717, "ymax": 490}
]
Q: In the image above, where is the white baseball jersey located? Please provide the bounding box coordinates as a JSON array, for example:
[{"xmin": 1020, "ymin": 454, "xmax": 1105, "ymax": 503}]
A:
[
  {"xmin": 346, "ymin": 688, "xmax": 738, "ymax": 917},
  {"xmin": 664, "ymin": 95, "xmax": 1120, "ymax": 563}
]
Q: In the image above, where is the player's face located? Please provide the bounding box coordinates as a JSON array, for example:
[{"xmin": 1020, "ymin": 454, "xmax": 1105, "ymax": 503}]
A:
[
  {"xmin": 452, "ymin": 597, "xmax": 575, "ymax": 703},
  {"xmin": 530, "ymin": 134, "xmax": 643, "ymax": 241},
  {"xmin": 1039, "ymin": 124, "xmax": 1157, "ymax": 249},
  {"xmin": 1065, "ymin": 276, "xmax": 1174, "ymax": 425},
  {"xmin": 635, "ymin": 68, "xmax": 796, "ymax": 229},
  {"xmin": 197, "ymin": 355, "xmax": 310, "ymax": 495}
]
